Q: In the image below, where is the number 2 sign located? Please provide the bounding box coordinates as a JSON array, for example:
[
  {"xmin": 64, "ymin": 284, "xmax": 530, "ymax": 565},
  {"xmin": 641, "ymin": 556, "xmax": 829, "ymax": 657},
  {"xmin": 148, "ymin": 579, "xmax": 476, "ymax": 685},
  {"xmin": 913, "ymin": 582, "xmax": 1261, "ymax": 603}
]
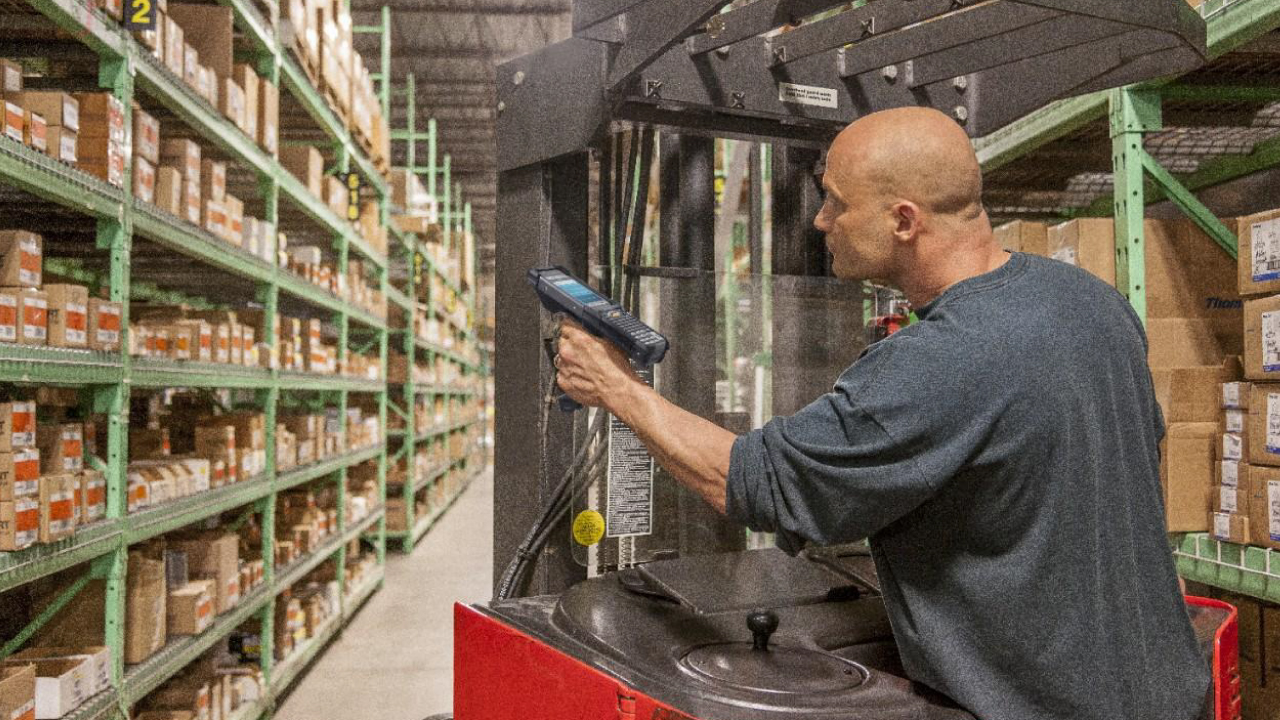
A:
[{"xmin": 124, "ymin": 0, "xmax": 155, "ymax": 30}]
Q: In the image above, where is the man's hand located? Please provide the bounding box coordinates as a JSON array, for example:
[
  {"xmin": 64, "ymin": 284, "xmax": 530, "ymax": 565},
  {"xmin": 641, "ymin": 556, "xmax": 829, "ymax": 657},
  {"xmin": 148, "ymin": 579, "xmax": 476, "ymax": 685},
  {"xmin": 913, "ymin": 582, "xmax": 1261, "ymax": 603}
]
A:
[{"xmin": 555, "ymin": 319, "xmax": 645, "ymax": 412}]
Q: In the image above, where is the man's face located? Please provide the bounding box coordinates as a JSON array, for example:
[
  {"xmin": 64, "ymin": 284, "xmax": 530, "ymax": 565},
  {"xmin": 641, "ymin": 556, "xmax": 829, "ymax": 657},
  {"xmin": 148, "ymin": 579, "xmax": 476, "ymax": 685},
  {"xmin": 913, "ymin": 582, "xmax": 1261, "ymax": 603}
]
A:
[{"xmin": 813, "ymin": 167, "xmax": 895, "ymax": 282}]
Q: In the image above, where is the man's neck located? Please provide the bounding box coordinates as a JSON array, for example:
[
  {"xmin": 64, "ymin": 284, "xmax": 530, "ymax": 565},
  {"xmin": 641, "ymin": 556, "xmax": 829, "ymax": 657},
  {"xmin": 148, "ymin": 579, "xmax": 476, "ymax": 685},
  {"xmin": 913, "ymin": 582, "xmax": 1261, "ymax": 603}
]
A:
[{"xmin": 898, "ymin": 242, "xmax": 1009, "ymax": 308}]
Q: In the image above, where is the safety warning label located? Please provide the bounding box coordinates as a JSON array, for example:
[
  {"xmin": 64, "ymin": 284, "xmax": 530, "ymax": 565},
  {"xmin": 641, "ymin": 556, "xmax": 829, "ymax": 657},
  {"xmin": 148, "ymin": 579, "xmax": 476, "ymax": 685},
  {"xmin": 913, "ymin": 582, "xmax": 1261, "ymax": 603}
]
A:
[
  {"xmin": 778, "ymin": 82, "xmax": 838, "ymax": 109},
  {"xmin": 607, "ymin": 410, "xmax": 654, "ymax": 539}
]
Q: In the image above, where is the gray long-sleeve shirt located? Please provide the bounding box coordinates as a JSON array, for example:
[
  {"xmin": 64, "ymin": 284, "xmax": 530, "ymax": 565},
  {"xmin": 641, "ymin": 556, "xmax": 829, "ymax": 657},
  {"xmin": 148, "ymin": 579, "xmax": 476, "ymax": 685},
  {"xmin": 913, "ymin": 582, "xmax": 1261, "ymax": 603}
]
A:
[{"xmin": 727, "ymin": 251, "xmax": 1209, "ymax": 720}]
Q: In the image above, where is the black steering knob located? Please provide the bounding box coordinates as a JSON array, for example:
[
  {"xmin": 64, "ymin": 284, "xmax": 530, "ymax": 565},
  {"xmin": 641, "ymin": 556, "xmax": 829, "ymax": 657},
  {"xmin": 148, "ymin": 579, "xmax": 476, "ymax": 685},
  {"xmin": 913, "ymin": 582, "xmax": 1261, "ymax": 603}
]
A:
[{"xmin": 748, "ymin": 610, "xmax": 780, "ymax": 652}]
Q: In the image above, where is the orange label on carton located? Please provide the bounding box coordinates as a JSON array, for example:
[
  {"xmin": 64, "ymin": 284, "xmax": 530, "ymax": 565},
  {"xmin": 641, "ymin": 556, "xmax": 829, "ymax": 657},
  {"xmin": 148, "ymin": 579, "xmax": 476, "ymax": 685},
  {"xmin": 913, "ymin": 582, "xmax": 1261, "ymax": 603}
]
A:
[
  {"xmin": 27, "ymin": 113, "xmax": 46, "ymax": 153},
  {"xmin": 49, "ymin": 489, "xmax": 73, "ymax": 531},
  {"xmin": 0, "ymin": 294, "xmax": 16, "ymax": 342},
  {"xmin": 61, "ymin": 428, "xmax": 83, "ymax": 471},
  {"xmin": 18, "ymin": 237, "xmax": 38, "ymax": 287},
  {"xmin": 96, "ymin": 303, "xmax": 120, "ymax": 345},
  {"xmin": 4, "ymin": 101, "xmax": 22, "ymax": 143},
  {"xmin": 10, "ymin": 697, "xmax": 35, "ymax": 720},
  {"xmin": 174, "ymin": 331, "xmax": 190, "ymax": 359},
  {"xmin": 11, "ymin": 405, "xmax": 34, "ymax": 448},
  {"xmin": 65, "ymin": 302, "xmax": 87, "ymax": 345}
]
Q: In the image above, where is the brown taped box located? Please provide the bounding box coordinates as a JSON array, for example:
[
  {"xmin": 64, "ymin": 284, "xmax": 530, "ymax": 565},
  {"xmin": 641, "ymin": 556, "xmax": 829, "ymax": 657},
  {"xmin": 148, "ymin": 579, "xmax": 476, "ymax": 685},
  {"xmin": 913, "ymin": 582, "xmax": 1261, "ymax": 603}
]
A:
[
  {"xmin": 164, "ymin": 15, "xmax": 184, "ymax": 77},
  {"xmin": 1, "ymin": 100, "xmax": 21, "ymax": 145},
  {"xmin": 166, "ymin": 579, "xmax": 215, "ymax": 635},
  {"xmin": 0, "ymin": 497, "xmax": 38, "ymax": 551},
  {"xmin": 130, "ymin": 427, "xmax": 170, "ymax": 459},
  {"xmin": 0, "ymin": 59, "xmax": 21, "ymax": 94},
  {"xmin": 258, "ymin": 79, "xmax": 278, "ymax": 155},
  {"xmin": 126, "ymin": 549, "xmax": 167, "ymax": 664},
  {"xmin": 1212, "ymin": 481, "xmax": 1249, "ymax": 515},
  {"xmin": 1161, "ymin": 422, "xmax": 1217, "ymax": 532},
  {"xmin": 38, "ymin": 473, "xmax": 75, "ymax": 543},
  {"xmin": 0, "ymin": 449, "xmax": 40, "ymax": 503},
  {"xmin": 87, "ymin": 299, "xmax": 121, "ymax": 352},
  {"xmin": 44, "ymin": 127, "xmax": 75, "ymax": 164},
  {"xmin": 44, "ymin": 284, "xmax": 88, "ymax": 349},
  {"xmin": 995, "ymin": 220, "xmax": 1049, "ymax": 256},
  {"xmin": 167, "ymin": 4, "xmax": 233, "ymax": 78},
  {"xmin": 160, "ymin": 138, "xmax": 200, "ymax": 181},
  {"xmin": 218, "ymin": 78, "xmax": 244, "ymax": 134},
  {"xmin": 182, "ymin": 45, "xmax": 199, "ymax": 90},
  {"xmin": 133, "ymin": 107, "xmax": 160, "ymax": 164},
  {"xmin": 0, "ymin": 664, "xmax": 35, "ymax": 720},
  {"xmin": 0, "ymin": 231, "xmax": 41, "ymax": 288},
  {"xmin": 134, "ymin": 156, "xmax": 156, "ymax": 205},
  {"xmin": 0, "ymin": 401, "xmax": 36, "ymax": 453},
  {"xmin": 170, "ymin": 533, "xmax": 240, "ymax": 613},
  {"xmin": 0, "ymin": 289, "xmax": 15, "ymax": 343},
  {"xmin": 155, "ymin": 165, "xmax": 182, "ymax": 214},
  {"xmin": 142, "ymin": 680, "xmax": 208, "ymax": 720},
  {"xmin": 183, "ymin": 179, "xmax": 201, "ymax": 225},
  {"xmin": 80, "ymin": 469, "xmax": 104, "ymax": 524},
  {"xmin": 1245, "ymin": 467, "xmax": 1280, "ymax": 550},
  {"xmin": 201, "ymin": 158, "xmax": 226, "ymax": 203},
  {"xmin": 1249, "ymin": 383, "xmax": 1280, "ymax": 467},
  {"xmin": 1211, "ymin": 511, "xmax": 1251, "ymax": 544},
  {"xmin": 1235, "ymin": 208, "xmax": 1280, "ymax": 297},
  {"xmin": 1149, "ymin": 317, "xmax": 1242, "ymax": 369},
  {"xmin": 1153, "ymin": 358, "xmax": 1241, "ymax": 423},
  {"xmin": 24, "ymin": 110, "xmax": 46, "ymax": 154},
  {"xmin": 234, "ymin": 64, "xmax": 258, "ymax": 139},
  {"xmin": 279, "ymin": 145, "xmax": 323, "ymax": 198},
  {"xmin": 37, "ymin": 423, "xmax": 82, "ymax": 474},
  {"xmin": 1244, "ymin": 294, "xmax": 1280, "ymax": 380},
  {"xmin": 10, "ymin": 289, "xmax": 46, "ymax": 346},
  {"xmin": 13, "ymin": 92, "xmax": 77, "ymax": 133}
]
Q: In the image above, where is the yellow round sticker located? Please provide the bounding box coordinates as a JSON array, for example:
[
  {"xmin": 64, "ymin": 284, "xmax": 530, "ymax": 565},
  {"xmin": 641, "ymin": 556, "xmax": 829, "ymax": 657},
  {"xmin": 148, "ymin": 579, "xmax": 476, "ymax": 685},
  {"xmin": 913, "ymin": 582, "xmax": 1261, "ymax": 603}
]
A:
[{"xmin": 572, "ymin": 510, "xmax": 606, "ymax": 547}]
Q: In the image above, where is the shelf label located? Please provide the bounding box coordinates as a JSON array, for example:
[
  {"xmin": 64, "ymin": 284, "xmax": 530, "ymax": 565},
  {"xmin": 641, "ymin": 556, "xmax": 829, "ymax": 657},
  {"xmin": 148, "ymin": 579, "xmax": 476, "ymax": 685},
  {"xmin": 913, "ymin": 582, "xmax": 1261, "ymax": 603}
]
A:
[
  {"xmin": 1226, "ymin": 408, "xmax": 1245, "ymax": 435},
  {"xmin": 124, "ymin": 0, "xmax": 155, "ymax": 29},
  {"xmin": 1223, "ymin": 432, "xmax": 1243, "ymax": 461},
  {"xmin": 778, "ymin": 82, "xmax": 838, "ymax": 110},
  {"xmin": 1223, "ymin": 382, "xmax": 1244, "ymax": 409},
  {"xmin": 1263, "ymin": 311, "xmax": 1280, "ymax": 372},
  {"xmin": 1220, "ymin": 485, "xmax": 1238, "ymax": 514},
  {"xmin": 346, "ymin": 173, "xmax": 362, "ymax": 222},
  {"xmin": 1252, "ymin": 218, "xmax": 1280, "ymax": 283},
  {"xmin": 1221, "ymin": 460, "xmax": 1238, "ymax": 488}
]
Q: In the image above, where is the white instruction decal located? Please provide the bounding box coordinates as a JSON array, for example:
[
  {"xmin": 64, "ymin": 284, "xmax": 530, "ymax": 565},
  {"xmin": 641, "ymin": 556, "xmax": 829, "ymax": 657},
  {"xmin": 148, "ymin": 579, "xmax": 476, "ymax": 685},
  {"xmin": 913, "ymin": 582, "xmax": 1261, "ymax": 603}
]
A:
[
  {"xmin": 1270, "ymin": 480, "xmax": 1280, "ymax": 541},
  {"xmin": 1226, "ymin": 409, "xmax": 1245, "ymax": 434},
  {"xmin": 1221, "ymin": 460, "xmax": 1239, "ymax": 487},
  {"xmin": 1269, "ymin": 394, "xmax": 1280, "ymax": 455},
  {"xmin": 1220, "ymin": 485, "xmax": 1239, "ymax": 514},
  {"xmin": 1264, "ymin": 311, "xmax": 1280, "ymax": 372},
  {"xmin": 778, "ymin": 82, "xmax": 838, "ymax": 109},
  {"xmin": 1252, "ymin": 218, "xmax": 1280, "ymax": 282},
  {"xmin": 1213, "ymin": 511, "xmax": 1230, "ymax": 541},
  {"xmin": 606, "ymin": 370, "xmax": 654, "ymax": 539}
]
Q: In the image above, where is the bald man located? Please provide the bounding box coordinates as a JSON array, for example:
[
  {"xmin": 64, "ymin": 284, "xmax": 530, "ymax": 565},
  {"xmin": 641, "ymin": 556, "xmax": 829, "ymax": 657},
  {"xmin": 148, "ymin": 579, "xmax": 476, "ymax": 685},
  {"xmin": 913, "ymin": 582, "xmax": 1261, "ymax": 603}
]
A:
[{"xmin": 553, "ymin": 108, "xmax": 1209, "ymax": 720}]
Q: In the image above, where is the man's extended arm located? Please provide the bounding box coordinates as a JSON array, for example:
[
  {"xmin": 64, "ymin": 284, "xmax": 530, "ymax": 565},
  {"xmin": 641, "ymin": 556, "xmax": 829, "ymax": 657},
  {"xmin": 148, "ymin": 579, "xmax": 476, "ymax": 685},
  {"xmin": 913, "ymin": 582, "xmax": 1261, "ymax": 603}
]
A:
[{"xmin": 554, "ymin": 320, "xmax": 736, "ymax": 513}]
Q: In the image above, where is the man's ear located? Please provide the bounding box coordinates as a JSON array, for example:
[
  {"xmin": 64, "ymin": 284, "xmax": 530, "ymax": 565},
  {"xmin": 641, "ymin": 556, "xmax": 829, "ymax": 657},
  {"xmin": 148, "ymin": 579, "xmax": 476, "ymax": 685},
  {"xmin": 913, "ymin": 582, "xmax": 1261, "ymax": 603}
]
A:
[{"xmin": 892, "ymin": 201, "xmax": 921, "ymax": 242}]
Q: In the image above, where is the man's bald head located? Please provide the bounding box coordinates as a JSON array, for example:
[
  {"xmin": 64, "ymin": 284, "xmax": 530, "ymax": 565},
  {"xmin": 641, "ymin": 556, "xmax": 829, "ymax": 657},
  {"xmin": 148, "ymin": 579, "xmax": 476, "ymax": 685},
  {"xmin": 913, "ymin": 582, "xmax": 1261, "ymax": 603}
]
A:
[
  {"xmin": 827, "ymin": 107, "xmax": 984, "ymax": 219},
  {"xmin": 813, "ymin": 107, "xmax": 1002, "ymax": 298}
]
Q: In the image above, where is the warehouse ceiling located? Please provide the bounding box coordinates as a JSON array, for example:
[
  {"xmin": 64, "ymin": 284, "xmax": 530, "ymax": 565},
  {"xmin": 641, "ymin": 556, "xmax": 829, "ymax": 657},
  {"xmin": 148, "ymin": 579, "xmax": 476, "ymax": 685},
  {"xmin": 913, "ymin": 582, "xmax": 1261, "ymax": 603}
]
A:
[{"xmin": 350, "ymin": 0, "xmax": 572, "ymax": 319}]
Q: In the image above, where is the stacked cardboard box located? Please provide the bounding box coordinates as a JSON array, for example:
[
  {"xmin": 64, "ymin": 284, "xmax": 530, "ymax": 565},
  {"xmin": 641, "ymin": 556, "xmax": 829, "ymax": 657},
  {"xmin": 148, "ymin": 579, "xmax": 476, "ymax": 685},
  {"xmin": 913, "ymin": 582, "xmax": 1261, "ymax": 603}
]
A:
[
  {"xmin": 75, "ymin": 93, "xmax": 126, "ymax": 188},
  {"xmin": 126, "ymin": 458, "xmax": 212, "ymax": 512},
  {"xmin": 160, "ymin": 138, "xmax": 202, "ymax": 224},
  {"xmin": 0, "ymin": 663, "xmax": 35, "ymax": 720},
  {"xmin": 127, "ymin": 544, "xmax": 169, "ymax": 664},
  {"xmin": 13, "ymin": 89, "xmax": 76, "ymax": 164}
]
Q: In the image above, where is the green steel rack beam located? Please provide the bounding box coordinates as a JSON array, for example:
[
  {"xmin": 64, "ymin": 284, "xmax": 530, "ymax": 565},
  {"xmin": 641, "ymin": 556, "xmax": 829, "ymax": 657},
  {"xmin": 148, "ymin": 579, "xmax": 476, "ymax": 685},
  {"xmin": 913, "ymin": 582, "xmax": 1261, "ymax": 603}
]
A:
[
  {"xmin": 0, "ymin": 136, "xmax": 125, "ymax": 218},
  {"xmin": 276, "ymin": 445, "xmax": 385, "ymax": 491},
  {"xmin": 0, "ymin": 345, "xmax": 122, "ymax": 385},
  {"xmin": 0, "ymin": 522, "xmax": 120, "ymax": 594},
  {"xmin": 132, "ymin": 204, "xmax": 277, "ymax": 285},
  {"xmin": 124, "ymin": 473, "xmax": 274, "ymax": 544},
  {"xmin": 130, "ymin": 359, "xmax": 275, "ymax": 389}
]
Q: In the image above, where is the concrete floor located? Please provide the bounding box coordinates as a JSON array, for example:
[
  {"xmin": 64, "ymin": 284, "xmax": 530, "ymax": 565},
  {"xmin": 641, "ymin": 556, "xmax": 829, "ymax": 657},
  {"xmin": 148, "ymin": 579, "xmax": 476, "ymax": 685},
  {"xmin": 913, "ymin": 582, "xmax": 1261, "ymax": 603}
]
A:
[{"xmin": 276, "ymin": 468, "xmax": 494, "ymax": 720}]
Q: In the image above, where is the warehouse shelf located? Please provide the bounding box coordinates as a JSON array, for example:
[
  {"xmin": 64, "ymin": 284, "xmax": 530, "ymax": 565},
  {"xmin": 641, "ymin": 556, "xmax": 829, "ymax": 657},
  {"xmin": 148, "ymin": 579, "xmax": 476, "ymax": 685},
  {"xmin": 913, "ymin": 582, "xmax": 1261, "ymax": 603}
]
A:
[
  {"xmin": 0, "ymin": 135, "xmax": 125, "ymax": 219},
  {"xmin": 125, "ymin": 472, "xmax": 274, "ymax": 544},
  {"xmin": 410, "ymin": 461, "xmax": 452, "ymax": 494},
  {"xmin": 130, "ymin": 358, "xmax": 275, "ymax": 389},
  {"xmin": 133, "ymin": 53, "xmax": 275, "ymax": 180},
  {"xmin": 1174, "ymin": 534, "xmax": 1280, "ymax": 604},
  {"xmin": 268, "ymin": 613, "xmax": 339, "ymax": 702},
  {"xmin": 27, "ymin": 0, "xmax": 125, "ymax": 58},
  {"xmin": 277, "ymin": 372, "xmax": 384, "ymax": 393},
  {"xmin": 0, "ymin": 521, "xmax": 119, "ymax": 594},
  {"xmin": 341, "ymin": 567, "xmax": 385, "ymax": 623},
  {"xmin": 227, "ymin": 698, "xmax": 266, "ymax": 720},
  {"xmin": 276, "ymin": 172, "xmax": 386, "ymax": 271},
  {"xmin": 0, "ymin": 344, "xmax": 122, "ymax": 384},
  {"xmin": 275, "ymin": 272, "xmax": 348, "ymax": 317},
  {"xmin": 123, "ymin": 582, "xmax": 273, "ymax": 704},
  {"xmin": 276, "ymin": 444, "xmax": 384, "ymax": 492},
  {"xmin": 386, "ymin": 285, "xmax": 412, "ymax": 310},
  {"xmin": 274, "ymin": 506, "xmax": 384, "ymax": 594},
  {"xmin": 63, "ymin": 688, "xmax": 118, "ymax": 720},
  {"xmin": 409, "ymin": 471, "xmax": 477, "ymax": 546},
  {"xmin": 219, "ymin": 0, "xmax": 274, "ymax": 58},
  {"xmin": 132, "ymin": 203, "xmax": 277, "ymax": 286}
]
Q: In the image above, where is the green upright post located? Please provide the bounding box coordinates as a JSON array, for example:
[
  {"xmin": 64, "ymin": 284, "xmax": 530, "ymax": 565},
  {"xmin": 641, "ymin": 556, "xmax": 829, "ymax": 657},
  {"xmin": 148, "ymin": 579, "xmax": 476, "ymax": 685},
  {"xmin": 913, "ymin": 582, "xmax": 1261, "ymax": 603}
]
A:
[
  {"xmin": 443, "ymin": 155, "xmax": 452, "ymax": 253},
  {"xmin": 379, "ymin": 6, "xmax": 391, "ymax": 121},
  {"xmin": 1109, "ymin": 87, "xmax": 1161, "ymax": 323},
  {"xmin": 465, "ymin": 202, "xmax": 475, "ymax": 311}
]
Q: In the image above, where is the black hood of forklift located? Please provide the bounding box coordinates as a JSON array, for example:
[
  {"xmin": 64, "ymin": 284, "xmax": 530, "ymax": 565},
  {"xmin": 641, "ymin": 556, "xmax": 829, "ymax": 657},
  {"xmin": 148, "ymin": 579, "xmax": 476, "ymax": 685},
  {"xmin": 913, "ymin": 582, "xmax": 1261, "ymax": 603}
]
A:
[{"xmin": 482, "ymin": 548, "xmax": 978, "ymax": 720}]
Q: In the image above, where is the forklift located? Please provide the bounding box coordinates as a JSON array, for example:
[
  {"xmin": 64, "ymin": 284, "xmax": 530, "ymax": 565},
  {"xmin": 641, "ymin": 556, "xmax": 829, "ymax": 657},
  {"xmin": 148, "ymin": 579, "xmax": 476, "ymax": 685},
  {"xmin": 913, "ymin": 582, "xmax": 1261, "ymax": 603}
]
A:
[{"xmin": 462, "ymin": 1, "xmax": 1239, "ymax": 718}]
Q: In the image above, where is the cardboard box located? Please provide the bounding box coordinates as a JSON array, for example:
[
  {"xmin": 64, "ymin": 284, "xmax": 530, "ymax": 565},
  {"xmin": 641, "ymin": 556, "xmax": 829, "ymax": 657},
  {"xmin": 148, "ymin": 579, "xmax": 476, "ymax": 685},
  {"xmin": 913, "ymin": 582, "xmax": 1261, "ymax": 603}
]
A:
[
  {"xmin": 43, "ymin": 285, "xmax": 87, "ymax": 349},
  {"xmin": 1223, "ymin": 431, "xmax": 1248, "ymax": 462},
  {"xmin": 280, "ymin": 145, "xmax": 323, "ymax": 198},
  {"xmin": 126, "ymin": 550, "xmax": 167, "ymax": 664},
  {"xmin": 1211, "ymin": 511, "xmax": 1250, "ymax": 544},
  {"xmin": 234, "ymin": 65, "xmax": 258, "ymax": 139},
  {"xmin": 1161, "ymin": 422, "xmax": 1217, "ymax": 532},
  {"xmin": 0, "ymin": 289, "xmax": 15, "ymax": 344},
  {"xmin": 0, "ymin": 401, "xmax": 36, "ymax": 452},
  {"xmin": 7, "ymin": 648, "xmax": 108, "ymax": 696},
  {"xmin": 130, "ymin": 427, "xmax": 169, "ymax": 459},
  {"xmin": 1213, "ymin": 482, "xmax": 1249, "ymax": 515},
  {"xmin": 171, "ymin": 533, "xmax": 239, "ymax": 613},
  {"xmin": 3, "ymin": 101, "xmax": 22, "ymax": 144},
  {"xmin": 164, "ymin": 14, "xmax": 185, "ymax": 76},
  {"xmin": 1250, "ymin": 383, "xmax": 1280, "ymax": 468},
  {"xmin": 1153, "ymin": 360, "xmax": 1240, "ymax": 423},
  {"xmin": 0, "ymin": 231, "xmax": 41, "ymax": 288},
  {"xmin": 12, "ymin": 289, "xmax": 46, "ymax": 346},
  {"xmin": 87, "ymin": 299, "xmax": 121, "ymax": 352},
  {"xmin": 37, "ymin": 424, "xmax": 82, "ymax": 474},
  {"xmin": 43, "ymin": 127, "xmax": 75, "ymax": 164},
  {"xmin": 168, "ymin": 4, "xmax": 233, "ymax": 78},
  {"xmin": 1223, "ymin": 407, "xmax": 1247, "ymax": 436},
  {"xmin": 0, "ymin": 497, "xmax": 38, "ymax": 551},
  {"xmin": 133, "ymin": 107, "xmax": 160, "ymax": 164},
  {"xmin": 202, "ymin": 199, "xmax": 226, "ymax": 240},
  {"xmin": 161, "ymin": 138, "xmax": 200, "ymax": 181},
  {"xmin": 183, "ymin": 179, "xmax": 201, "ymax": 225},
  {"xmin": 16, "ymin": 659, "xmax": 89, "ymax": 719},
  {"xmin": 24, "ymin": 110, "xmax": 46, "ymax": 154},
  {"xmin": 0, "ymin": 59, "xmax": 21, "ymax": 94},
  {"xmin": 218, "ymin": 77, "xmax": 244, "ymax": 135},
  {"xmin": 183, "ymin": 44, "xmax": 199, "ymax": 89},
  {"xmin": 134, "ymin": 156, "xmax": 156, "ymax": 205},
  {"xmin": 1235, "ymin": 208, "xmax": 1280, "ymax": 297},
  {"xmin": 13, "ymin": 93, "xmax": 77, "ymax": 133},
  {"xmin": 1047, "ymin": 218, "xmax": 1116, "ymax": 285},
  {"xmin": 224, "ymin": 195, "xmax": 243, "ymax": 246},
  {"xmin": 80, "ymin": 470, "xmax": 104, "ymax": 524},
  {"xmin": 1247, "ymin": 467, "xmax": 1280, "ymax": 550},
  {"xmin": 258, "ymin": 79, "xmax": 278, "ymax": 155},
  {"xmin": 156, "ymin": 165, "xmax": 183, "ymax": 215},
  {"xmin": 0, "ymin": 664, "xmax": 36, "ymax": 720},
  {"xmin": 39, "ymin": 473, "xmax": 76, "ymax": 543},
  {"xmin": 141, "ymin": 679, "xmax": 207, "ymax": 720},
  {"xmin": 167, "ymin": 579, "xmax": 215, "ymax": 635},
  {"xmin": 200, "ymin": 158, "xmax": 225, "ymax": 203},
  {"xmin": 1224, "ymin": 380, "xmax": 1250, "ymax": 409},
  {"xmin": 0, "ymin": 449, "xmax": 41, "ymax": 501}
]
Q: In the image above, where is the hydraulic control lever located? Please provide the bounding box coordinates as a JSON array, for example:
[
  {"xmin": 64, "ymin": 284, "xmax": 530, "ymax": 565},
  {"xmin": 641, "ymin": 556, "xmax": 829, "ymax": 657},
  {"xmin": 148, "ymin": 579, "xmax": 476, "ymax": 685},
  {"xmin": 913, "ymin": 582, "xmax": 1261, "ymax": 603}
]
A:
[{"xmin": 527, "ymin": 266, "xmax": 669, "ymax": 411}]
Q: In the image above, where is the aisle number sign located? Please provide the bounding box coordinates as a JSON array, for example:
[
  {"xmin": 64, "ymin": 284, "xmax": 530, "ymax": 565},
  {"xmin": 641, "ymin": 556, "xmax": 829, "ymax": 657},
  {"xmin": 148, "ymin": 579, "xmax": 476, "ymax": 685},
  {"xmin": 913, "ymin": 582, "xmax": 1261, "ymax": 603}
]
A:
[
  {"xmin": 346, "ymin": 173, "xmax": 361, "ymax": 221},
  {"xmin": 125, "ymin": 0, "xmax": 155, "ymax": 29}
]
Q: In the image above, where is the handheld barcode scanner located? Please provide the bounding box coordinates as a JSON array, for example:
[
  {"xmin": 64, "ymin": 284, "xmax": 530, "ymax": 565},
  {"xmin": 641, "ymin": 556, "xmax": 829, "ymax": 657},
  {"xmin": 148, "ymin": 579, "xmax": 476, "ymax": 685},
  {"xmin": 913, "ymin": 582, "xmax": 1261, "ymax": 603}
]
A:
[{"xmin": 527, "ymin": 266, "xmax": 668, "ymax": 411}]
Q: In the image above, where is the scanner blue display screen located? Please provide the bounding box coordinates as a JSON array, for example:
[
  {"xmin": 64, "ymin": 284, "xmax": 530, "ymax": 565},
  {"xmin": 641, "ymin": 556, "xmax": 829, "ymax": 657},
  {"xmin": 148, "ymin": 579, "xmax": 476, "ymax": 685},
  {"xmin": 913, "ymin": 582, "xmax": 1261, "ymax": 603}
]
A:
[{"xmin": 554, "ymin": 278, "xmax": 605, "ymax": 305}]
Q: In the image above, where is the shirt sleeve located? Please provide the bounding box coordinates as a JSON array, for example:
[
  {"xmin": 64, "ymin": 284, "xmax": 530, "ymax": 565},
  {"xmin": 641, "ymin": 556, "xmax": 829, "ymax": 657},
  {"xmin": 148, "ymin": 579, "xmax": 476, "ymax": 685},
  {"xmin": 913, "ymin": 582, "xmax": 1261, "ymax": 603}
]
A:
[{"xmin": 726, "ymin": 335, "xmax": 985, "ymax": 554}]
